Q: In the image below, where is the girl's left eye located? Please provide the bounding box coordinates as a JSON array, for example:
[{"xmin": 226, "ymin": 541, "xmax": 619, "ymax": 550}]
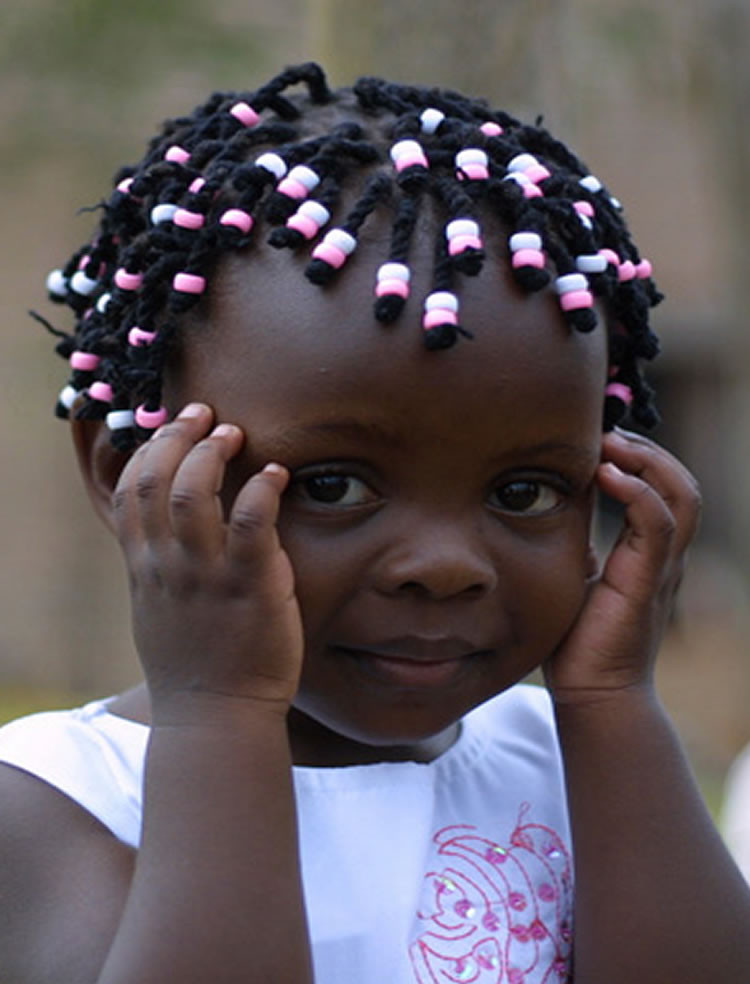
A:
[
  {"xmin": 489, "ymin": 480, "xmax": 564, "ymax": 516},
  {"xmin": 292, "ymin": 472, "xmax": 378, "ymax": 508}
]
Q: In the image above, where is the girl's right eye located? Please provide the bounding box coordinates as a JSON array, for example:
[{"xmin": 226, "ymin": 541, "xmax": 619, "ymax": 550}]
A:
[{"xmin": 290, "ymin": 472, "xmax": 379, "ymax": 508}]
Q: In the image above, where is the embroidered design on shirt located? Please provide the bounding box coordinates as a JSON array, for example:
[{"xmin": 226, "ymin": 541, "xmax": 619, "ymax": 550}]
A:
[{"xmin": 409, "ymin": 804, "xmax": 573, "ymax": 983}]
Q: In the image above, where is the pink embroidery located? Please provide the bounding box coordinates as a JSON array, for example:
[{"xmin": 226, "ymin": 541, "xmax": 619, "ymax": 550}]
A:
[{"xmin": 409, "ymin": 805, "xmax": 573, "ymax": 983}]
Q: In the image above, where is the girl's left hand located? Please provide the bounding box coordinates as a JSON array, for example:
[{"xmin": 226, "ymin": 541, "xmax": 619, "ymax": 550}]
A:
[{"xmin": 544, "ymin": 429, "xmax": 702, "ymax": 704}]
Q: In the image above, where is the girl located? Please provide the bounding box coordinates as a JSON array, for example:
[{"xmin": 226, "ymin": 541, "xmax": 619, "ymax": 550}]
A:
[{"xmin": 1, "ymin": 63, "xmax": 748, "ymax": 984}]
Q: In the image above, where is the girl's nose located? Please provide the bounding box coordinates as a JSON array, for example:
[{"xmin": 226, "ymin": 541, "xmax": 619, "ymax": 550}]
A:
[{"xmin": 372, "ymin": 521, "xmax": 498, "ymax": 601}]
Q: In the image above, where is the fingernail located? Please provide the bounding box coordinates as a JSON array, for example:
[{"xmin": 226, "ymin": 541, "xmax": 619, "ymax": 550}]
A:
[
  {"xmin": 263, "ymin": 463, "xmax": 285, "ymax": 475},
  {"xmin": 178, "ymin": 403, "xmax": 208, "ymax": 419},
  {"xmin": 212, "ymin": 423, "xmax": 238, "ymax": 438}
]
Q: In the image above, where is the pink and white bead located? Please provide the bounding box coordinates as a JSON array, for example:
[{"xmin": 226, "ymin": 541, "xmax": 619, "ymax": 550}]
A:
[
  {"xmin": 507, "ymin": 153, "xmax": 551, "ymax": 185},
  {"xmin": 311, "ymin": 228, "xmax": 357, "ymax": 269},
  {"xmin": 286, "ymin": 201, "xmax": 331, "ymax": 240},
  {"xmin": 455, "ymin": 148, "xmax": 489, "ymax": 181},
  {"xmin": 555, "ymin": 272, "xmax": 594, "ymax": 312},
  {"xmin": 276, "ymin": 165, "xmax": 320, "ymax": 201},
  {"xmin": 503, "ymin": 171, "xmax": 543, "ymax": 199},
  {"xmin": 219, "ymin": 209, "xmax": 254, "ymax": 235},
  {"xmin": 374, "ymin": 262, "xmax": 411, "ymax": 300},
  {"xmin": 423, "ymin": 291, "xmax": 459, "ymax": 331},
  {"xmin": 390, "ymin": 139, "xmax": 429, "ymax": 173},
  {"xmin": 509, "ymin": 231, "xmax": 546, "ymax": 270},
  {"xmin": 116, "ymin": 177, "xmax": 135, "ymax": 195},
  {"xmin": 446, "ymin": 218, "xmax": 483, "ymax": 257},
  {"xmin": 229, "ymin": 101, "xmax": 260, "ymax": 128}
]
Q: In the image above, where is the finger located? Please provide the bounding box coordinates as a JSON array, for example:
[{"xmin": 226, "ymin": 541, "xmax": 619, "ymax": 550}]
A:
[
  {"xmin": 168, "ymin": 422, "xmax": 245, "ymax": 555},
  {"xmin": 601, "ymin": 430, "xmax": 701, "ymax": 554},
  {"xmin": 226, "ymin": 464, "xmax": 290, "ymax": 572},
  {"xmin": 596, "ymin": 460, "xmax": 678, "ymax": 600},
  {"xmin": 123, "ymin": 403, "xmax": 215, "ymax": 543}
]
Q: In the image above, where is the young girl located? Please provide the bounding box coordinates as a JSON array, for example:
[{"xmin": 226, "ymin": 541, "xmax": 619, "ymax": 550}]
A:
[{"xmin": 0, "ymin": 62, "xmax": 747, "ymax": 984}]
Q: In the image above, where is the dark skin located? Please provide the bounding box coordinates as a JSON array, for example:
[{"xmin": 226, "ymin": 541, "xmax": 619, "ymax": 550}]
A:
[{"xmin": 1, "ymin": 230, "xmax": 749, "ymax": 984}]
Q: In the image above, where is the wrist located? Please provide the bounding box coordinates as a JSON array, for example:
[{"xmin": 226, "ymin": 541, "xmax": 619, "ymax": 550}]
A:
[{"xmin": 149, "ymin": 687, "xmax": 292, "ymax": 731}]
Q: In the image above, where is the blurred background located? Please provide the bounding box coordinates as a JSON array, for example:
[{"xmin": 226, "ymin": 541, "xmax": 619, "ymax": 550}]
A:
[{"xmin": 2, "ymin": 0, "xmax": 750, "ymax": 813}]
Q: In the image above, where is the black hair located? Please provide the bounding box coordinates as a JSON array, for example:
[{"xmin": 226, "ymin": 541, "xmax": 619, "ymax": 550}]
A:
[{"xmin": 36, "ymin": 61, "xmax": 662, "ymax": 451}]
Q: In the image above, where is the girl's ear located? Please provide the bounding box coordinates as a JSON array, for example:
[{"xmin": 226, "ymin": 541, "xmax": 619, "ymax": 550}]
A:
[
  {"xmin": 70, "ymin": 417, "xmax": 132, "ymax": 534},
  {"xmin": 585, "ymin": 542, "xmax": 600, "ymax": 582}
]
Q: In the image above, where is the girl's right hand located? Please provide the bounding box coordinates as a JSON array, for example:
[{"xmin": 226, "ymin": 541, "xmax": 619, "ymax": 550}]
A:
[{"xmin": 112, "ymin": 403, "xmax": 304, "ymax": 720}]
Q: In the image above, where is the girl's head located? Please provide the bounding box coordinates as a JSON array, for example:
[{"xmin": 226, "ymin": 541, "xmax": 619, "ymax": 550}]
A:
[{"xmin": 40, "ymin": 64, "xmax": 663, "ymax": 758}]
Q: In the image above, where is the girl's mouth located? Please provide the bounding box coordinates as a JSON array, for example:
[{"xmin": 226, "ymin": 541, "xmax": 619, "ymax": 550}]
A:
[{"xmin": 333, "ymin": 641, "xmax": 492, "ymax": 689}]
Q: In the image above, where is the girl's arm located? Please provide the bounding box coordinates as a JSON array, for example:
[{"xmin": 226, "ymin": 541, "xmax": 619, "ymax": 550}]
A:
[{"xmin": 547, "ymin": 430, "xmax": 750, "ymax": 984}]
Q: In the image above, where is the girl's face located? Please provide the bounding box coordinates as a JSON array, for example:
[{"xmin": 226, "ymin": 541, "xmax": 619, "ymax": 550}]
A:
[{"xmin": 166, "ymin": 231, "xmax": 608, "ymax": 766}]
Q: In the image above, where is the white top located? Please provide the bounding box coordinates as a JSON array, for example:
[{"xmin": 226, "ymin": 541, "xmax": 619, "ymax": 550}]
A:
[
  {"xmin": 0, "ymin": 684, "xmax": 573, "ymax": 983},
  {"xmin": 723, "ymin": 742, "xmax": 750, "ymax": 883}
]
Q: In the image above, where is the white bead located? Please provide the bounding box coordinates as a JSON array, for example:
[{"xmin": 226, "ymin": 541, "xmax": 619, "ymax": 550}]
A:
[
  {"xmin": 446, "ymin": 218, "xmax": 480, "ymax": 239},
  {"xmin": 96, "ymin": 292, "xmax": 112, "ymax": 313},
  {"xmin": 298, "ymin": 201, "xmax": 330, "ymax": 226},
  {"xmin": 377, "ymin": 262, "xmax": 410, "ymax": 283},
  {"xmin": 70, "ymin": 270, "xmax": 98, "ymax": 295},
  {"xmin": 255, "ymin": 152, "xmax": 287, "ymax": 179},
  {"xmin": 455, "ymin": 148, "xmax": 488, "ymax": 168},
  {"xmin": 420, "ymin": 108, "xmax": 445, "ymax": 134},
  {"xmin": 507, "ymin": 153, "xmax": 538, "ymax": 172},
  {"xmin": 503, "ymin": 171, "xmax": 532, "ymax": 187},
  {"xmin": 577, "ymin": 214, "xmax": 593, "ymax": 231},
  {"xmin": 390, "ymin": 139, "xmax": 422, "ymax": 162},
  {"xmin": 555, "ymin": 273, "xmax": 589, "ymax": 295},
  {"xmin": 59, "ymin": 385, "xmax": 79, "ymax": 410},
  {"xmin": 151, "ymin": 203, "xmax": 179, "ymax": 225},
  {"xmin": 106, "ymin": 409, "xmax": 135, "ymax": 431},
  {"xmin": 324, "ymin": 228, "xmax": 357, "ymax": 254},
  {"xmin": 576, "ymin": 254, "xmax": 608, "ymax": 274},
  {"xmin": 46, "ymin": 269, "xmax": 68, "ymax": 297},
  {"xmin": 509, "ymin": 232, "xmax": 542, "ymax": 251},
  {"xmin": 609, "ymin": 195, "xmax": 622, "ymax": 210},
  {"xmin": 425, "ymin": 291, "xmax": 459, "ymax": 312},
  {"xmin": 579, "ymin": 175, "xmax": 602, "ymax": 193}
]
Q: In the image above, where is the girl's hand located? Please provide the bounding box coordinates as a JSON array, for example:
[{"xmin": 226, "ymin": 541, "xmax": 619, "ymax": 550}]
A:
[
  {"xmin": 112, "ymin": 403, "xmax": 304, "ymax": 717},
  {"xmin": 544, "ymin": 429, "xmax": 702, "ymax": 704}
]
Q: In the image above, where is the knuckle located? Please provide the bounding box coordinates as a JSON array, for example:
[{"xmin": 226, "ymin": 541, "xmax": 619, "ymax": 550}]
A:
[
  {"xmin": 230, "ymin": 506, "xmax": 267, "ymax": 538},
  {"xmin": 134, "ymin": 470, "xmax": 162, "ymax": 501},
  {"xmin": 169, "ymin": 486, "xmax": 201, "ymax": 515}
]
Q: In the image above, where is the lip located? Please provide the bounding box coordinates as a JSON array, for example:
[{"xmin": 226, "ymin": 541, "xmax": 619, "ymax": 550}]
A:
[{"xmin": 334, "ymin": 637, "xmax": 492, "ymax": 689}]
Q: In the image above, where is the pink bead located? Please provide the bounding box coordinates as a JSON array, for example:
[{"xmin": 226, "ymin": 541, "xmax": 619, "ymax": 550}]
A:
[
  {"xmin": 70, "ymin": 351, "xmax": 101, "ymax": 371},
  {"xmin": 480, "ymin": 122, "xmax": 503, "ymax": 136},
  {"xmin": 188, "ymin": 177, "xmax": 206, "ymax": 194},
  {"xmin": 512, "ymin": 248, "xmax": 545, "ymax": 269},
  {"xmin": 311, "ymin": 242, "xmax": 347, "ymax": 269},
  {"xmin": 394, "ymin": 152, "xmax": 428, "ymax": 173},
  {"xmin": 173, "ymin": 208, "xmax": 205, "ymax": 230},
  {"xmin": 448, "ymin": 235, "xmax": 483, "ymax": 255},
  {"xmin": 165, "ymin": 145, "xmax": 190, "ymax": 164},
  {"xmin": 560, "ymin": 290, "xmax": 594, "ymax": 312},
  {"xmin": 522, "ymin": 183, "xmax": 543, "ymax": 199},
  {"xmin": 135, "ymin": 405, "xmax": 169, "ymax": 429},
  {"xmin": 128, "ymin": 326, "xmax": 158, "ymax": 347},
  {"xmin": 229, "ymin": 101, "xmax": 259, "ymax": 127},
  {"xmin": 116, "ymin": 177, "xmax": 134, "ymax": 194},
  {"xmin": 276, "ymin": 177, "xmax": 309, "ymax": 200},
  {"xmin": 375, "ymin": 279, "xmax": 410, "ymax": 299},
  {"xmin": 89, "ymin": 381, "xmax": 113, "ymax": 403},
  {"xmin": 574, "ymin": 200, "xmax": 595, "ymax": 217},
  {"xmin": 605, "ymin": 382, "xmax": 633, "ymax": 405},
  {"xmin": 618, "ymin": 260, "xmax": 636, "ymax": 282},
  {"xmin": 172, "ymin": 272, "xmax": 206, "ymax": 294},
  {"xmin": 525, "ymin": 164, "xmax": 551, "ymax": 184},
  {"xmin": 636, "ymin": 258, "xmax": 653, "ymax": 279},
  {"xmin": 457, "ymin": 163, "xmax": 489, "ymax": 181},
  {"xmin": 219, "ymin": 209, "xmax": 253, "ymax": 234},
  {"xmin": 599, "ymin": 248, "xmax": 620, "ymax": 267},
  {"xmin": 114, "ymin": 269, "xmax": 143, "ymax": 291},
  {"xmin": 423, "ymin": 309, "xmax": 458, "ymax": 329},
  {"xmin": 287, "ymin": 214, "xmax": 320, "ymax": 239}
]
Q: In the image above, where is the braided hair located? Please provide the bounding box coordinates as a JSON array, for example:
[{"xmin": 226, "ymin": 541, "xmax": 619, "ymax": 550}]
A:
[{"xmin": 37, "ymin": 61, "xmax": 662, "ymax": 451}]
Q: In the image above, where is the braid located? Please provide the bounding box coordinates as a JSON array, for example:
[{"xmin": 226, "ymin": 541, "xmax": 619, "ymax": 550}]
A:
[{"xmin": 39, "ymin": 62, "xmax": 663, "ymax": 447}]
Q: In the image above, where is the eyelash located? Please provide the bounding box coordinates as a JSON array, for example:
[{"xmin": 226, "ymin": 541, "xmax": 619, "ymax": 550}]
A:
[{"xmin": 288, "ymin": 467, "xmax": 570, "ymax": 516}]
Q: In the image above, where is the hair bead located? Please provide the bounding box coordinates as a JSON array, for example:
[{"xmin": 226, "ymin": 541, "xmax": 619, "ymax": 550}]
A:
[
  {"xmin": 579, "ymin": 175, "xmax": 603, "ymax": 193},
  {"xmin": 57, "ymin": 384, "xmax": 79, "ymax": 413},
  {"xmin": 150, "ymin": 203, "xmax": 179, "ymax": 225},
  {"xmin": 164, "ymin": 145, "xmax": 191, "ymax": 164},
  {"xmin": 422, "ymin": 291, "xmax": 461, "ymax": 350},
  {"xmin": 70, "ymin": 270, "xmax": 99, "ymax": 296},
  {"xmin": 255, "ymin": 152, "xmax": 288, "ymax": 179},
  {"xmin": 310, "ymin": 228, "xmax": 357, "ymax": 269},
  {"xmin": 636, "ymin": 258, "xmax": 653, "ymax": 279},
  {"xmin": 605, "ymin": 382, "xmax": 634, "ymax": 405},
  {"xmin": 219, "ymin": 209, "xmax": 254, "ymax": 234},
  {"xmin": 172, "ymin": 272, "xmax": 207, "ymax": 294},
  {"xmin": 46, "ymin": 269, "xmax": 68, "ymax": 298},
  {"xmin": 88, "ymin": 381, "xmax": 113, "ymax": 403},
  {"xmin": 135, "ymin": 404, "xmax": 169, "ymax": 430},
  {"xmin": 95, "ymin": 292, "xmax": 111, "ymax": 313},
  {"xmin": 128, "ymin": 326, "xmax": 158, "ymax": 347},
  {"xmin": 420, "ymin": 107, "xmax": 445, "ymax": 134},
  {"xmin": 229, "ymin": 101, "xmax": 260, "ymax": 128},
  {"xmin": 116, "ymin": 177, "xmax": 134, "ymax": 194},
  {"xmin": 114, "ymin": 269, "xmax": 144, "ymax": 291},
  {"xmin": 286, "ymin": 200, "xmax": 331, "ymax": 240},
  {"xmin": 106, "ymin": 409, "xmax": 135, "ymax": 431},
  {"xmin": 276, "ymin": 164, "xmax": 320, "ymax": 201},
  {"xmin": 173, "ymin": 208, "xmax": 206, "ymax": 230},
  {"xmin": 618, "ymin": 259, "xmax": 637, "ymax": 282},
  {"xmin": 455, "ymin": 148, "xmax": 489, "ymax": 181},
  {"xmin": 480, "ymin": 121, "xmax": 503, "ymax": 137},
  {"xmin": 575, "ymin": 253, "xmax": 608, "ymax": 275},
  {"xmin": 70, "ymin": 351, "xmax": 100, "ymax": 371}
]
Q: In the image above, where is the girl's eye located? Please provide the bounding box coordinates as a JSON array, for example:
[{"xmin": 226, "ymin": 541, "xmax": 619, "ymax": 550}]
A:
[
  {"xmin": 490, "ymin": 480, "xmax": 563, "ymax": 516},
  {"xmin": 292, "ymin": 473, "xmax": 378, "ymax": 508}
]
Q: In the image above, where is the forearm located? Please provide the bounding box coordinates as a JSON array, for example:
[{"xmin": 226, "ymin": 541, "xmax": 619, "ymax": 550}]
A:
[
  {"xmin": 556, "ymin": 688, "xmax": 750, "ymax": 984},
  {"xmin": 98, "ymin": 696, "xmax": 313, "ymax": 984}
]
